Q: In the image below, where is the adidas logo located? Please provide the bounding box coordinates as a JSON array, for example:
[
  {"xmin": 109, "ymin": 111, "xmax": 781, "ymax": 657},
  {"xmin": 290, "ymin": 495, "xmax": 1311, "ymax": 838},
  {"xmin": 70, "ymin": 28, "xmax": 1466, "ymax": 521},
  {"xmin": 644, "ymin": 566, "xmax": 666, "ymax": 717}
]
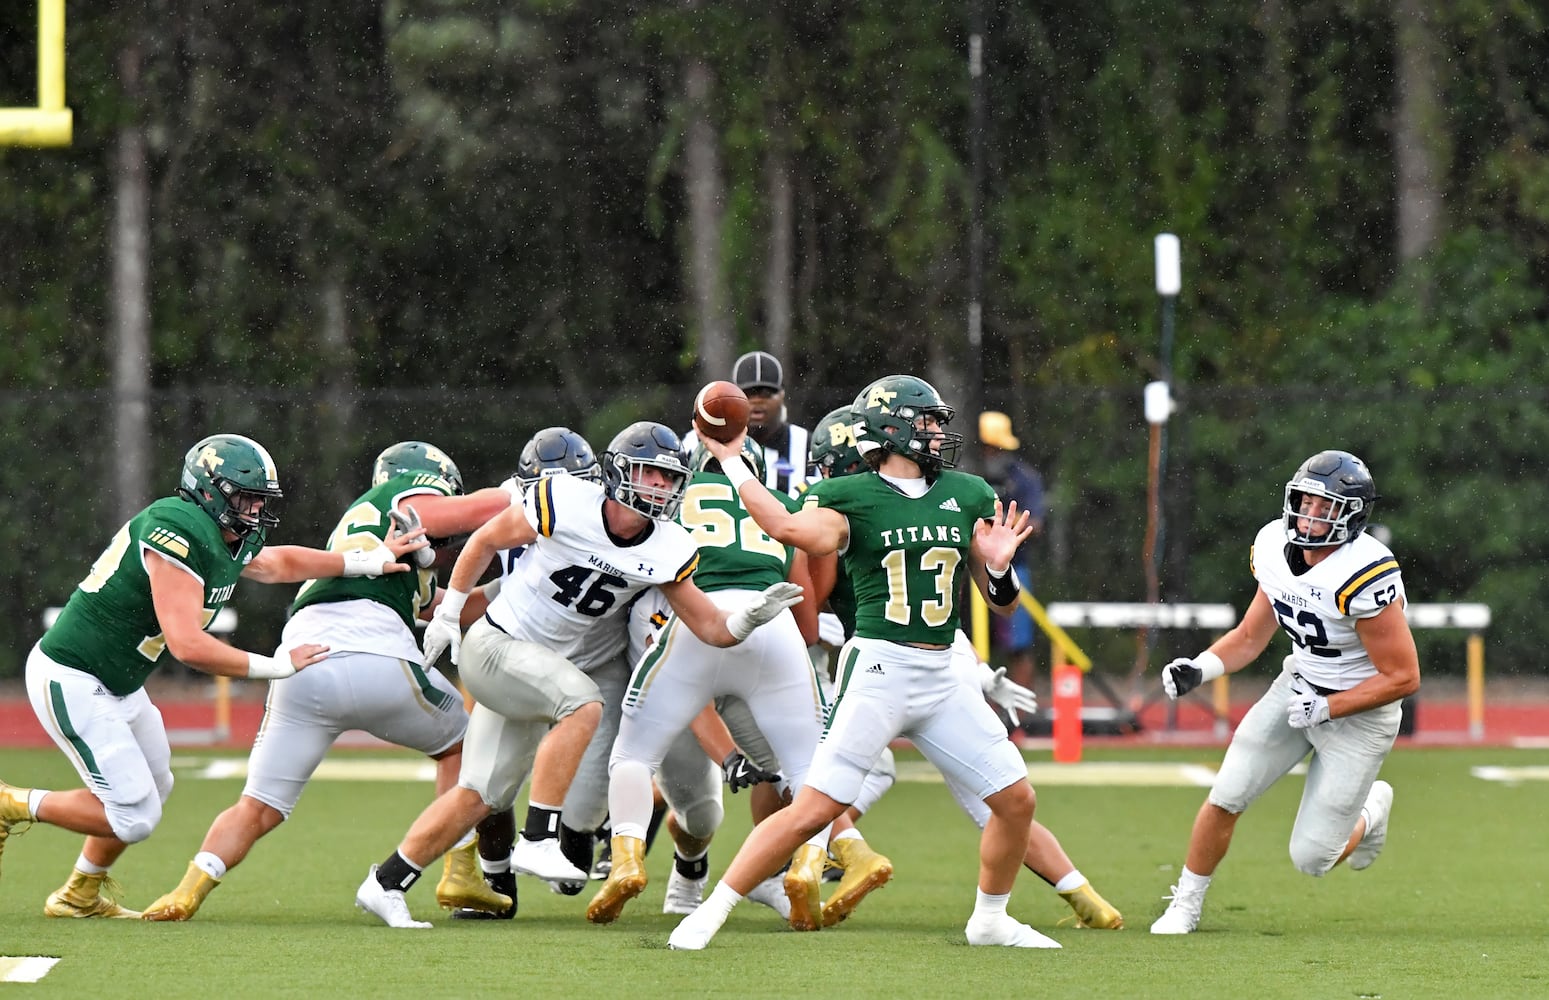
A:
[
  {"xmin": 939, "ymin": 497, "xmax": 962, "ymax": 512},
  {"xmin": 93, "ymin": 684, "xmax": 108, "ymax": 696},
  {"xmin": 865, "ymin": 663, "xmax": 885, "ymax": 675}
]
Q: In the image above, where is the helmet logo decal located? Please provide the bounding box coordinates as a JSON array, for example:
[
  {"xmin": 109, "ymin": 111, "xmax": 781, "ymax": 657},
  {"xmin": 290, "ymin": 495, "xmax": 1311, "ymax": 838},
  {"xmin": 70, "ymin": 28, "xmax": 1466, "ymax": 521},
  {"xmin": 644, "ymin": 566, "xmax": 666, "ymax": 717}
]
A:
[
  {"xmin": 197, "ymin": 446, "xmax": 225, "ymax": 477},
  {"xmin": 824, "ymin": 419, "xmax": 857, "ymax": 447},
  {"xmin": 864, "ymin": 385, "xmax": 897, "ymax": 412}
]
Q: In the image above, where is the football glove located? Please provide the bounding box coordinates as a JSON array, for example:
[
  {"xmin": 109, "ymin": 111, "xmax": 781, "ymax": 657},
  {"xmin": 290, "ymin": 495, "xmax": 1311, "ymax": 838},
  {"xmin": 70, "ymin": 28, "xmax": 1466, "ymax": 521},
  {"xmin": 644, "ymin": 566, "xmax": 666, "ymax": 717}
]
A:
[
  {"xmin": 721, "ymin": 752, "xmax": 781, "ymax": 794},
  {"xmin": 422, "ymin": 589, "xmax": 469, "ymax": 666},
  {"xmin": 389, "ymin": 505, "xmax": 437, "ymax": 569},
  {"xmin": 726, "ymin": 582, "xmax": 805, "ymax": 641},
  {"xmin": 978, "ymin": 663, "xmax": 1038, "ymax": 727},
  {"xmin": 1161, "ymin": 658, "xmax": 1203, "ymax": 699},
  {"xmin": 1287, "ymin": 673, "xmax": 1332, "ymax": 728}
]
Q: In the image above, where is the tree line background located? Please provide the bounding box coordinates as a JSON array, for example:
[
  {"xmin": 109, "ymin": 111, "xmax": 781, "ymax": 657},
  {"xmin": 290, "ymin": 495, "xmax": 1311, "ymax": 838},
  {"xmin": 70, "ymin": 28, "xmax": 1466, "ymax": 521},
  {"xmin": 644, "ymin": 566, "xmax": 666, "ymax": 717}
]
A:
[{"xmin": 3, "ymin": 2, "xmax": 1548, "ymax": 685}]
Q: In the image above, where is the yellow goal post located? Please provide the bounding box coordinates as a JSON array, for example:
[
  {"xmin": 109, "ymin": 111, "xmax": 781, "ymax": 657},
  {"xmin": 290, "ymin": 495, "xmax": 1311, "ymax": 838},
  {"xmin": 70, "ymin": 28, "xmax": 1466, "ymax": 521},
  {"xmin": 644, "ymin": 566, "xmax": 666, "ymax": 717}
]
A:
[{"xmin": 0, "ymin": 0, "xmax": 73, "ymax": 147}]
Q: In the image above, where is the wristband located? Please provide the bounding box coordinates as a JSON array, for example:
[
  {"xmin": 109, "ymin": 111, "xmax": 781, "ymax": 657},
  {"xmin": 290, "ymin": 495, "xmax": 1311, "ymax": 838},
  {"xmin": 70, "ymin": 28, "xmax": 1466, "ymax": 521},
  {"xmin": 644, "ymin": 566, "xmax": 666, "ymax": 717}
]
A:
[
  {"xmin": 721, "ymin": 456, "xmax": 756, "ymax": 493},
  {"xmin": 985, "ymin": 564, "xmax": 1020, "ymax": 607},
  {"xmin": 246, "ymin": 653, "xmax": 297, "ymax": 680},
  {"xmin": 342, "ymin": 546, "xmax": 393, "ymax": 578},
  {"xmin": 1195, "ymin": 650, "xmax": 1226, "ymax": 683}
]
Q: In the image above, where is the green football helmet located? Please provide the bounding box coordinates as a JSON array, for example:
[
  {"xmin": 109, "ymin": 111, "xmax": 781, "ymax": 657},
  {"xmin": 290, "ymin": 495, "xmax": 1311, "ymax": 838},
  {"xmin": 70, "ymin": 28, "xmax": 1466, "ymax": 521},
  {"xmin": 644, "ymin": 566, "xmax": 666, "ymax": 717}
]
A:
[
  {"xmin": 809, "ymin": 406, "xmax": 865, "ymax": 479},
  {"xmin": 688, "ymin": 436, "xmax": 767, "ymax": 482},
  {"xmin": 178, "ymin": 433, "xmax": 284, "ymax": 542},
  {"xmin": 371, "ymin": 441, "xmax": 464, "ymax": 495},
  {"xmin": 851, "ymin": 374, "xmax": 962, "ymax": 474}
]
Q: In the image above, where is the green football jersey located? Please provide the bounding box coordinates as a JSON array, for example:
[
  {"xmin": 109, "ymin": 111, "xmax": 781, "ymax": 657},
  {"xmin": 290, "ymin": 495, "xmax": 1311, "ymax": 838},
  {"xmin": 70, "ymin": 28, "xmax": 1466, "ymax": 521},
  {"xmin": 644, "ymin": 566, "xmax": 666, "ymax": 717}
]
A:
[
  {"xmin": 803, "ymin": 470, "xmax": 995, "ymax": 645},
  {"xmin": 39, "ymin": 496, "xmax": 263, "ymax": 696},
  {"xmin": 290, "ymin": 472, "xmax": 455, "ymax": 629},
  {"xmin": 827, "ymin": 561, "xmax": 858, "ymax": 639},
  {"xmin": 678, "ymin": 470, "xmax": 799, "ymax": 593}
]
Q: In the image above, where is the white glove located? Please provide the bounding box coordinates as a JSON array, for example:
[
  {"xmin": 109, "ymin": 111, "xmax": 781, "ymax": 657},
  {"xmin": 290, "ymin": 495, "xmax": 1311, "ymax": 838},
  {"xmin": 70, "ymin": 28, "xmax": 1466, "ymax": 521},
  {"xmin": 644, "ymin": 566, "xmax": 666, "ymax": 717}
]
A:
[
  {"xmin": 1287, "ymin": 674, "xmax": 1331, "ymax": 728},
  {"xmin": 1161, "ymin": 651, "xmax": 1225, "ymax": 700},
  {"xmin": 422, "ymin": 589, "xmax": 469, "ymax": 666},
  {"xmin": 978, "ymin": 662, "xmax": 1037, "ymax": 727},
  {"xmin": 726, "ymin": 582, "xmax": 805, "ymax": 641},
  {"xmin": 389, "ymin": 505, "xmax": 437, "ymax": 569},
  {"xmin": 342, "ymin": 545, "xmax": 397, "ymax": 578},
  {"xmin": 817, "ymin": 612, "xmax": 846, "ymax": 647}
]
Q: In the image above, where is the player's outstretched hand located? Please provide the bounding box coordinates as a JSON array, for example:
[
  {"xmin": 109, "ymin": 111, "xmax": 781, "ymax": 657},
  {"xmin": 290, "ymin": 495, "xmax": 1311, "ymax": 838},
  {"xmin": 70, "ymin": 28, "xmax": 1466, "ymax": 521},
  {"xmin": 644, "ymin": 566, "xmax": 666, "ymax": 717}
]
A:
[
  {"xmin": 974, "ymin": 499, "xmax": 1033, "ymax": 573},
  {"xmin": 726, "ymin": 582, "xmax": 805, "ymax": 641},
  {"xmin": 721, "ymin": 752, "xmax": 781, "ymax": 793},
  {"xmin": 389, "ymin": 505, "xmax": 437, "ymax": 569},
  {"xmin": 979, "ymin": 664, "xmax": 1037, "ymax": 726}
]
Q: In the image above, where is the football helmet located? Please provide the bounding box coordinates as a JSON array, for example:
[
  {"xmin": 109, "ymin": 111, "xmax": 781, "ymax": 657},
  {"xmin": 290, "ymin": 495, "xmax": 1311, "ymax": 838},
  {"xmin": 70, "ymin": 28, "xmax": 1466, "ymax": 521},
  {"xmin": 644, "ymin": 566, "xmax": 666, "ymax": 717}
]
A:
[
  {"xmin": 371, "ymin": 441, "xmax": 464, "ymax": 495},
  {"xmin": 517, "ymin": 427, "xmax": 602, "ymax": 487},
  {"xmin": 178, "ymin": 434, "xmax": 283, "ymax": 543},
  {"xmin": 602, "ymin": 422, "xmax": 691, "ymax": 522},
  {"xmin": 851, "ymin": 374, "xmax": 962, "ymax": 474},
  {"xmin": 1283, "ymin": 450, "xmax": 1378, "ymax": 548},
  {"xmin": 809, "ymin": 406, "xmax": 865, "ymax": 479},
  {"xmin": 688, "ymin": 436, "xmax": 767, "ymax": 482}
]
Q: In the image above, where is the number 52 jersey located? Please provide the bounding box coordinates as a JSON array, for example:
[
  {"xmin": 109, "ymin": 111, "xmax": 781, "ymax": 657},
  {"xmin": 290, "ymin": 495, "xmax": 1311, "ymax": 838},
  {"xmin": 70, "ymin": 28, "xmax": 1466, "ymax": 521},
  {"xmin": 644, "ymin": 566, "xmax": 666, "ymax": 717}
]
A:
[
  {"xmin": 483, "ymin": 473, "xmax": 699, "ymax": 669},
  {"xmin": 1251, "ymin": 518, "xmax": 1406, "ymax": 692}
]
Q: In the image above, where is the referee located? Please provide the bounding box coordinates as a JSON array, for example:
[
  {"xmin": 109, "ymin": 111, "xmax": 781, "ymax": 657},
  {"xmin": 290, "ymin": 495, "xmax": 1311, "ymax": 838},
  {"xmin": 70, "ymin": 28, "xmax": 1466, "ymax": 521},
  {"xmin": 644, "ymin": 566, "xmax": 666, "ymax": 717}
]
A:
[{"xmin": 684, "ymin": 350, "xmax": 817, "ymax": 498}]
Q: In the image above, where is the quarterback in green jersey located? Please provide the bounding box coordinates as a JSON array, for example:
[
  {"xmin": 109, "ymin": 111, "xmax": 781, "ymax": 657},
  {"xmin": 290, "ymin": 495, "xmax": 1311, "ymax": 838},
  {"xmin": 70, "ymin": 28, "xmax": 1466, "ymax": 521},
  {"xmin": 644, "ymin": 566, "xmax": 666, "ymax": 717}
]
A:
[
  {"xmin": 1, "ymin": 434, "xmax": 424, "ymax": 920},
  {"xmin": 142, "ymin": 440, "xmax": 514, "ymax": 923},
  {"xmin": 670, "ymin": 374, "xmax": 1060, "ymax": 952}
]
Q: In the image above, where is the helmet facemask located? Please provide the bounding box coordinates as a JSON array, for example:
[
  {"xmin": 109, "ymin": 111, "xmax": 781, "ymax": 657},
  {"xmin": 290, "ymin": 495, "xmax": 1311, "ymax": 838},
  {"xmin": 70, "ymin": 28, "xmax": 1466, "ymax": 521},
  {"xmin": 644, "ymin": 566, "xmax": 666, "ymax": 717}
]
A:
[
  {"xmin": 215, "ymin": 478, "xmax": 283, "ymax": 541},
  {"xmin": 1281, "ymin": 450, "xmax": 1377, "ymax": 548},
  {"xmin": 608, "ymin": 453, "xmax": 688, "ymax": 521}
]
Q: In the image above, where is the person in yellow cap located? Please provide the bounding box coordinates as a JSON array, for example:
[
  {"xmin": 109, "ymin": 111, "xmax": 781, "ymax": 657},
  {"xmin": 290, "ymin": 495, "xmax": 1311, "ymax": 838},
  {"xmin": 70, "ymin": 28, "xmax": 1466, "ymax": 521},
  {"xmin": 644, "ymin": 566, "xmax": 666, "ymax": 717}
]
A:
[{"xmin": 978, "ymin": 411, "xmax": 1045, "ymax": 718}]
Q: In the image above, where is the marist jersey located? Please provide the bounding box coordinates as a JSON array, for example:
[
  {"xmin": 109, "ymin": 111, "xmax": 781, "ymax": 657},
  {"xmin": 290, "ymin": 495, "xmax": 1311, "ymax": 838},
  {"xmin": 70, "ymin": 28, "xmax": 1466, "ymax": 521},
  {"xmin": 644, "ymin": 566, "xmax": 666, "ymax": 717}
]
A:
[
  {"xmin": 484, "ymin": 473, "xmax": 699, "ymax": 671},
  {"xmin": 1251, "ymin": 519, "xmax": 1407, "ymax": 691},
  {"xmin": 282, "ymin": 471, "xmax": 458, "ymax": 663},
  {"xmin": 678, "ymin": 469, "xmax": 799, "ymax": 593},
  {"xmin": 40, "ymin": 496, "xmax": 263, "ymax": 696},
  {"xmin": 803, "ymin": 470, "xmax": 996, "ymax": 646}
]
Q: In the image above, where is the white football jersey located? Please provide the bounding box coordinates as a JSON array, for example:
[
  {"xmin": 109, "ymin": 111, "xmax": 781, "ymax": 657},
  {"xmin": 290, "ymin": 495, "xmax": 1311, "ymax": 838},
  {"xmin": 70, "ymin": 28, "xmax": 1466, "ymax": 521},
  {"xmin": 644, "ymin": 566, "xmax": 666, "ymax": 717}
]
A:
[
  {"xmin": 485, "ymin": 474, "xmax": 698, "ymax": 672},
  {"xmin": 1251, "ymin": 519, "xmax": 1406, "ymax": 691}
]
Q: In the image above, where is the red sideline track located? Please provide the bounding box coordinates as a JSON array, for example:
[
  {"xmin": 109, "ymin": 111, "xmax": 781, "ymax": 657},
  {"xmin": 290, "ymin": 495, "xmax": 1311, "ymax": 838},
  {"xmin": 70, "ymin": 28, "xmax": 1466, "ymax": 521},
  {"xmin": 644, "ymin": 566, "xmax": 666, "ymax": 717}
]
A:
[{"xmin": 3, "ymin": 691, "xmax": 1548, "ymax": 750}]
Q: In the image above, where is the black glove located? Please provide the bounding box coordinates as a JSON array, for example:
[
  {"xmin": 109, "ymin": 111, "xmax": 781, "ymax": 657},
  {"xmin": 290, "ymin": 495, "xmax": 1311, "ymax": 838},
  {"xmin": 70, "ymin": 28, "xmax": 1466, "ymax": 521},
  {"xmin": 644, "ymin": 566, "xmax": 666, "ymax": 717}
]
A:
[
  {"xmin": 1161, "ymin": 658, "xmax": 1204, "ymax": 699},
  {"xmin": 721, "ymin": 752, "xmax": 781, "ymax": 793}
]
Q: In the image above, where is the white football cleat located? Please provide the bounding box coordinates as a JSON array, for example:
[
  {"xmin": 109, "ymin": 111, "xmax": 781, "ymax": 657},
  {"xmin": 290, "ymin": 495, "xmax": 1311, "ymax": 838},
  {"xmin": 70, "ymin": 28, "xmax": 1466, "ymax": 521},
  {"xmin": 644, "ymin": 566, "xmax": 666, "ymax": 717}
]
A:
[
  {"xmin": 964, "ymin": 913, "xmax": 1061, "ymax": 949},
  {"xmin": 1150, "ymin": 882, "xmax": 1206, "ymax": 935},
  {"xmin": 662, "ymin": 869, "xmax": 706, "ymax": 915},
  {"xmin": 667, "ymin": 905, "xmax": 727, "ymax": 951},
  {"xmin": 744, "ymin": 874, "xmax": 792, "ymax": 920},
  {"xmin": 356, "ymin": 866, "xmax": 431, "ymax": 929},
  {"xmin": 1349, "ymin": 780, "xmax": 1393, "ymax": 871},
  {"xmin": 512, "ymin": 836, "xmax": 589, "ymax": 883}
]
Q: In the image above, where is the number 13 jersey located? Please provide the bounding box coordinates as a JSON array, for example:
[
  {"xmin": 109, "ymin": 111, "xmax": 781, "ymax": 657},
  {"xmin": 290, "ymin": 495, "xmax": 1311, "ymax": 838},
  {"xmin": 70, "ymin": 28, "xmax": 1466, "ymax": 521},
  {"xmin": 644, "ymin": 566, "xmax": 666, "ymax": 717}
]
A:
[
  {"xmin": 484, "ymin": 473, "xmax": 699, "ymax": 670},
  {"xmin": 1251, "ymin": 519, "xmax": 1407, "ymax": 692}
]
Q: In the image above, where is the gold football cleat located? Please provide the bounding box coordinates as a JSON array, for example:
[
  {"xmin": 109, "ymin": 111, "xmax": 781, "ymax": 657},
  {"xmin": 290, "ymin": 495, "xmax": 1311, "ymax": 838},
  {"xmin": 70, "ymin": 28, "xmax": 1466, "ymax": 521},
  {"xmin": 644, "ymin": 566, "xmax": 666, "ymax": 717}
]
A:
[
  {"xmin": 585, "ymin": 836, "xmax": 647, "ymax": 924},
  {"xmin": 435, "ymin": 842, "xmax": 514, "ymax": 915},
  {"xmin": 44, "ymin": 869, "xmax": 141, "ymax": 919},
  {"xmin": 0, "ymin": 779, "xmax": 34, "ymax": 879},
  {"xmin": 141, "ymin": 861, "xmax": 221, "ymax": 922},
  {"xmin": 821, "ymin": 838, "xmax": 893, "ymax": 927},
  {"xmin": 783, "ymin": 843, "xmax": 827, "ymax": 932},
  {"xmin": 1057, "ymin": 882, "xmax": 1124, "ymax": 929}
]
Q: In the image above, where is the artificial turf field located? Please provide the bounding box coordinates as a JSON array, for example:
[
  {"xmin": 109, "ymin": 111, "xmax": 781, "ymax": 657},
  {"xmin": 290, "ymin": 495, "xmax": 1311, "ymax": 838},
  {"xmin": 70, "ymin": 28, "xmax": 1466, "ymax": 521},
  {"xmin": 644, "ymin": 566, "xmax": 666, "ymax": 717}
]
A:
[{"xmin": 1, "ymin": 744, "xmax": 1546, "ymax": 999}]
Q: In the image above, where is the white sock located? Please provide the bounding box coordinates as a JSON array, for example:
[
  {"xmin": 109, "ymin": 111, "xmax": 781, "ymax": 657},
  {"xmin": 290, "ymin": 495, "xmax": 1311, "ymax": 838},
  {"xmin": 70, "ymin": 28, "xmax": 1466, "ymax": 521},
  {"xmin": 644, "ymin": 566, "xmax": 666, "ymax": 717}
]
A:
[
  {"xmin": 74, "ymin": 853, "xmax": 108, "ymax": 876},
  {"xmin": 830, "ymin": 828, "xmax": 862, "ymax": 845},
  {"xmin": 704, "ymin": 880, "xmax": 744, "ymax": 919},
  {"xmin": 1179, "ymin": 867, "xmax": 1213, "ymax": 892},
  {"xmin": 480, "ymin": 855, "xmax": 511, "ymax": 875},
  {"xmin": 1053, "ymin": 870, "xmax": 1086, "ymax": 893},
  {"xmin": 973, "ymin": 889, "xmax": 1010, "ymax": 918},
  {"xmin": 194, "ymin": 851, "xmax": 228, "ymax": 880},
  {"xmin": 452, "ymin": 830, "xmax": 476, "ymax": 851},
  {"xmin": 27, "ymin": 788, "xmax": 49, "ymax": 816},
  {"xmin": 607, "ymin": 760, "xmax": 655, "ymax": 842}
]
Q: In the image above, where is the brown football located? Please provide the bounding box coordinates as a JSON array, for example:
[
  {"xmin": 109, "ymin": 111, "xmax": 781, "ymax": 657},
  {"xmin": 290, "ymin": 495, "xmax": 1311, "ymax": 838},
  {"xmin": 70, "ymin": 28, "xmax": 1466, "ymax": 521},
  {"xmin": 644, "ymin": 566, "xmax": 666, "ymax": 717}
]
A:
[{"xmin": 692, "ymin": 380, "xmax": 751, "ymax": 443}]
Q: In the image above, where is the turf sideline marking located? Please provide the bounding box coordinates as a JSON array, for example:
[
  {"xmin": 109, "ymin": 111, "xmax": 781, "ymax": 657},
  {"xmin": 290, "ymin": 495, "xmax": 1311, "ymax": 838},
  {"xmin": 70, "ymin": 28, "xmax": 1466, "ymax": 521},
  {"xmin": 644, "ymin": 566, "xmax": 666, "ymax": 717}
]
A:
[
  {"xmin": 0, "ymin": 958, "xmax": 60, "ymax": 984},
  {"xmin": 176, "ymin": 757, "xmax": 1218, "ymax": 787},
  {"xmin": 1471, "ymin": 765, "xmax": 1549, "ymax": 784}
]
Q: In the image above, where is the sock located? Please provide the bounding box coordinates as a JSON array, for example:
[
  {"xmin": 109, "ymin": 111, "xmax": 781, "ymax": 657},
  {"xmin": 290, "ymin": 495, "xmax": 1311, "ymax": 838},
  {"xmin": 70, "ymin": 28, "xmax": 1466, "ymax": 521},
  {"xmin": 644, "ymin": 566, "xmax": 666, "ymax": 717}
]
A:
[
  {"xmin": 451, "ymin": 830, "xmax": 476, "ymax": 851},
  {"xmin": 644, "ymin": 800, "xmax": 669, "ymax": 853},
  {"xmin": 479, "ymin": 854, "xmax": 511, "ymax": 876},
  {"xmin": 521, "ymin": 803, "xmax": 562, "ymax": 842},
  {"xmin": 193, "ymin": 851, "xmax": 228, "ymax": 880},
  {"xmin": 973, "ymin": 889, "xmax": 1010, "ymax": 918},
  {"xmin": 1180, "ymin": 866, "xmax": 1213, "ymax": 892},
  {"xmin": 558, "ymin": 823, "xmax": 595, "ymax": 872},
  {"xmin": 830, "ymin": 828, "xmax": 862, "ymax": 845},
  {"xmin": 1053, "ymin": 870, "xmax": 1085, "ymax": 894},
  {"xmin": 27, "ymin": 788, "xmax": 48, "ymax": 816},
  {"xmin": 376, "ymin": 850, "xmax": 423, "ymax": 893},
  {"xmin": 703, "ymin": 880, "xmax": 743, "ymax": 919},
  {"xmin": 74, "ymin": 853, "xmax": 108, "ymax": 876},
  {"xmin": 674, "ymin": 850, "xmax": 710, "ymax": 881}
]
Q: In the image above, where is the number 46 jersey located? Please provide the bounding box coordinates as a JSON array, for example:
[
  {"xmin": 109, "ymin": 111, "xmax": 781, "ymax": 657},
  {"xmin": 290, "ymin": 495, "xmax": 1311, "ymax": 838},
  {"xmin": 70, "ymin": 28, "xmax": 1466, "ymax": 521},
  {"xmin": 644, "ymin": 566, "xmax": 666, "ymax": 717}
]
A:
[
  {"xmin": 483, "ymin": 473, "xmax": 699, "ymax": 670},
  {"xmin": 1251, "ymin": 519, "xmax": 1406, "ymax": 692}
]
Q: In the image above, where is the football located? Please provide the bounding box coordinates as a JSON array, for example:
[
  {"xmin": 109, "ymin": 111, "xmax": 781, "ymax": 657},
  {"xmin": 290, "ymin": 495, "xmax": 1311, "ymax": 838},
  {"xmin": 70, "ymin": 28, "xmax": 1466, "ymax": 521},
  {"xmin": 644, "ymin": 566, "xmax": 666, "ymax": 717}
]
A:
[{"xmin": 692, "ymin": 380, "xmax": 751, "ymax": 444}]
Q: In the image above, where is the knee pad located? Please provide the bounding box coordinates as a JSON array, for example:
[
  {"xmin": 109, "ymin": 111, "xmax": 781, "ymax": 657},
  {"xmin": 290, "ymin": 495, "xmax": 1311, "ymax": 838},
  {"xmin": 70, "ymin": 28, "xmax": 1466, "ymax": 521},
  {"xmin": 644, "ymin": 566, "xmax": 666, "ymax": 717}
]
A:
[
  {"xmin": 676, "ymin": 799, "xmax": 724, "ymax": 841},
  {"xmin": 105, "ymin": 796, "xmax": 162, "ymax": 844},
  {"xmin": 1289, "ymin": 836, "xmax": 1341, "ymax": 877}
]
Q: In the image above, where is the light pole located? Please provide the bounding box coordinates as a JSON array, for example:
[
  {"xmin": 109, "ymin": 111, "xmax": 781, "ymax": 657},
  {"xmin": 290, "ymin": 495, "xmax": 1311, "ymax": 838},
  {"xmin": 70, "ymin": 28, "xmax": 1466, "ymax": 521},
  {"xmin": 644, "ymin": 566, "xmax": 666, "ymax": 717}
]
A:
[{"xmin": 1133, "ymin": 234, "xmax": 1181, "ymax": 694}]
